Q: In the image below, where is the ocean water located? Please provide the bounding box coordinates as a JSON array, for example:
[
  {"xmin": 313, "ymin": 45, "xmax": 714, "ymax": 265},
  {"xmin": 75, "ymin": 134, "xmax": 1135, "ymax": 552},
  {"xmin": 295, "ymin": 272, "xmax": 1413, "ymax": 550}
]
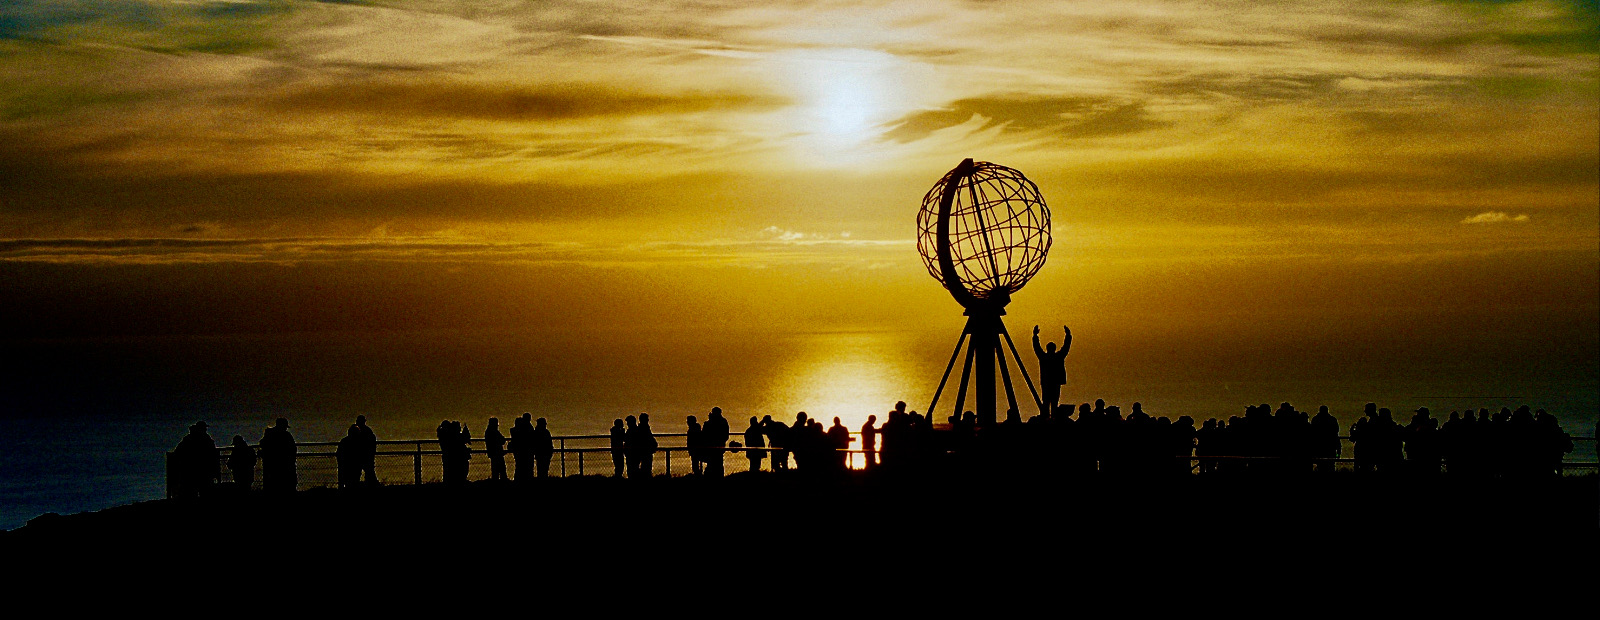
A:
[{"xmin": 2, "ymin": 327, "xmax": 1595, "ymax": 530}]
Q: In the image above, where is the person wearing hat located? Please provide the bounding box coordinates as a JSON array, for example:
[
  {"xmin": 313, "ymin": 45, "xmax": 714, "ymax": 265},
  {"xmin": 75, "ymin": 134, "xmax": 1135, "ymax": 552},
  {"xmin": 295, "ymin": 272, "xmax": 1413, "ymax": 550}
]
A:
[
  {"xmin": 259, "ymin": 418, "xmax": 297, "ymax": 494},
  {"xmin": 171, "ymin": 421, "xmax": 218, "ymax": 499}
]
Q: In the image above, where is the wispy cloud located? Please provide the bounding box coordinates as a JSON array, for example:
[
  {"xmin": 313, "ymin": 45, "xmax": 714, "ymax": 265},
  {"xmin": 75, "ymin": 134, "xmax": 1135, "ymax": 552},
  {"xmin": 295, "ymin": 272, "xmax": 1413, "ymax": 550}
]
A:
[
  {"xmin": 1461, "ymin": 211, "xmax": 1532, "ymax": 224},
  {"xmin": 262, "ymin": 79, "xmax": 787, "ymax": 121},
  {"xmin": 0, "ymin": 0, "xmax": 1593, "ymax": 247},
  {"xmin": 0, "ymin": 232, "xmax": 913, "ymax": 267}
]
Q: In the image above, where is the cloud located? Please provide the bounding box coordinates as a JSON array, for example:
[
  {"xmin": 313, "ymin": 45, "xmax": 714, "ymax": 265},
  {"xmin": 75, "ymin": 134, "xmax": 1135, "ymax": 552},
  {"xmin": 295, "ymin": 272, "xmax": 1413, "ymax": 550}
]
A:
[
  {"xmin": 262, "ymin": 79, "xmax": 787, "ymax": 121},
  {"xmin": 759, "ymin": 226, "xmax": 807, "ymax": 241},
  {"xmin": 1461, "ymin": 211, "xmax": 1532, "ymax": 224},
  {"xmin": 880, "ymin": 97, "xmax": 1169, "ymax": 143},
  {"xmin": 0, "ymin": 232, "xmax": 914, "ymax": 267}
]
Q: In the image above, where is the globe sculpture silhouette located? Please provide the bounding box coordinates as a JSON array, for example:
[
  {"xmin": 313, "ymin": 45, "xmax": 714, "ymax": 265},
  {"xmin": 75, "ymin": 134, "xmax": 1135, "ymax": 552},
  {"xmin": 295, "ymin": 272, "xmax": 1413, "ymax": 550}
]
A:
[
  {"xmin": 916, "ymin": 160, "xmax": 1051, "ymax": 308},
  {"xmin": 919, "ymin": 158, "xmax": 1052, "ymax": 426}
]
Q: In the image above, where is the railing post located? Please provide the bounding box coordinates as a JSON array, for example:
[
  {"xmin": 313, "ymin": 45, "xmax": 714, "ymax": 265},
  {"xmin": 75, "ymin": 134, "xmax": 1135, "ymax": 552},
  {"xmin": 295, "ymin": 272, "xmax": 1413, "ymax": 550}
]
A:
[
  {"xmin": 560, "ymin": 438, "xmax": 567, "ymax": 478},
  {"xmin": 414, "ymin": 441, "xmax": 422, "ymax": 486},
  {"xmin": 578, "ymin": 451, "xmax": 584, "ymax": 476},
  {"xmin": 666, "ymin": 449, "xmax": 671, "ymax": 477}
]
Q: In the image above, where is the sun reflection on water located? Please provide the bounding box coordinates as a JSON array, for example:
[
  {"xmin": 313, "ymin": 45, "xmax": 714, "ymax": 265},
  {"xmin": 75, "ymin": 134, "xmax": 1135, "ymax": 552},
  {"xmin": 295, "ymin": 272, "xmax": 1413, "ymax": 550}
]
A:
[{"xmin": 760, "ymin": 331, "xmax": 924, "ymax": 437}]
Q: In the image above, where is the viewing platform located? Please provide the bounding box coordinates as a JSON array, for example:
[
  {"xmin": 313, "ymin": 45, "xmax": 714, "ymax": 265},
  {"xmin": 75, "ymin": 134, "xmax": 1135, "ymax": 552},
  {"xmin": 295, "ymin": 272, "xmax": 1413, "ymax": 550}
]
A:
[{"xmin": 170, "ymin": 431, "xmax": 1599, "ymax": 496}]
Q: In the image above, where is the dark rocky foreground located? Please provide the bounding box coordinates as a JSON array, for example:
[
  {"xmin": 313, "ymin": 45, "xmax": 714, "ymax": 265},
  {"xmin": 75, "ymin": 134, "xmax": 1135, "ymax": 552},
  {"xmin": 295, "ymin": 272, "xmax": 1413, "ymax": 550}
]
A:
[{"xmin": 7, "ymin": 471, "xmax": 1594, "ymax": 561}]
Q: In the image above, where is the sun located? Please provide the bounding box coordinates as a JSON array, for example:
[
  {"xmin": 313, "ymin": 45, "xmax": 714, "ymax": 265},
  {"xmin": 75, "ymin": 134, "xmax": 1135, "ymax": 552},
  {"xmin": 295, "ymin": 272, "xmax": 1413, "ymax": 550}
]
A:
[{"xmin": 765, "ymin": 48, "xmax": 936, "ymax": 158}]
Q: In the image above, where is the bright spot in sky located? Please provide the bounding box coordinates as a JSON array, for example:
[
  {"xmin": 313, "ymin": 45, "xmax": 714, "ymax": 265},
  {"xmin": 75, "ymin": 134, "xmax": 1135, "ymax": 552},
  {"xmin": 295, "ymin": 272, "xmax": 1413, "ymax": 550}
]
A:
[{"xmin": 765, "ymin": 48, "xmax": 937, "ymax": 159}]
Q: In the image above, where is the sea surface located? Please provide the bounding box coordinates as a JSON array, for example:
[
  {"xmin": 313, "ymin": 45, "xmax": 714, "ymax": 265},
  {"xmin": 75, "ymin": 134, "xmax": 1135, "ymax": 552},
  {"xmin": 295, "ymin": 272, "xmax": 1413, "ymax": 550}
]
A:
[{"xmin": 2, "ymin": 327, "xmax": 1595, "ymax": 530}]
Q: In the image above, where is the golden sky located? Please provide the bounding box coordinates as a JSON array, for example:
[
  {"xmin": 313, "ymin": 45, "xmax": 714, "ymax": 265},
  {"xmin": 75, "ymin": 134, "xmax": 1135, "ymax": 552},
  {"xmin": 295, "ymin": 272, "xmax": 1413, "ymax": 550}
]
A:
[{"xmin": 1, "ymin": 1, "xmax": 1596, "ymax": 395}]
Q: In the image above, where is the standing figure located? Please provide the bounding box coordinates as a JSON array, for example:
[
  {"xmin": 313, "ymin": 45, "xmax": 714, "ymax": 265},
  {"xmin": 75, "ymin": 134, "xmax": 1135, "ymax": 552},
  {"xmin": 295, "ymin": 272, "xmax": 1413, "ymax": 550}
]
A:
[
  {"xmin": 437, "ymin": 420, "xmax": 459, "ymax": 485},
  {"xmin": 860, "ymin": 415, "xmax": 878, "ymax": 470},
  {"xmin": 791, "ymin": 412, "xmax": 811, "ymax": 470},
  {"xmin": 1310, "ymin": 406, "xmax": 1340, "ymax": 473},
  {"xmin": 609, "ymin": 419, "xmax": 627, "ymax": 477},
  {"xmin": 703, "ymin": 407, "xmax": 730, "ymax": 478},
  {"xmin": 259, "ymin": 418, "xmax": 297, "ymax": 494},
  {"xmin": 533, "ymin": 417, "xmax": 555, "ymax": 478},
  {"xmin": 355, "ymin": 415, "xmax": 379, "ymax": 486},
  {"xmin": 743, "ymin": 416, "xmax": 767, "ymax": 473},
  {"xmin": 1032, "ymin": 326, "xmax": 1072, "ymax": 418},
  {"xmin": 336, "ymin": 424, "xmax": 363, "ymax": 489},
  {"xmin": 510, "ymin": 413, "xmax": 534, "ymax": 481},
  {"xmin": 638, "ymin": 413, "xmax": 657, "ymax": 477},
  {"xmin": 686, "ymin": 415, "xmax": 704, "ymax": 475},
  {"xmin": 828, "ymin": 417, "xmax": 853, "ymax": 471},
  {"xmin": 172, "ymin": 421, "xmax": 218, "ymax": 499},
  {"xmin": 763, "ymin": 415, "xmax": 789, "ymax": 471},
  {"xmin": 227, "ymin": 435, "xmax": 255, "ymax": 491},
  {"xmin": 1351, "ymin": 403, "xmax": 1376, "ymax": 473},
  {"xmin": 484, "ymin": 417, "xmax": 508, "ymax": 482},
  {"xmin": 624, "ymin": 415, "xmax": 641, "ymax": 478}
]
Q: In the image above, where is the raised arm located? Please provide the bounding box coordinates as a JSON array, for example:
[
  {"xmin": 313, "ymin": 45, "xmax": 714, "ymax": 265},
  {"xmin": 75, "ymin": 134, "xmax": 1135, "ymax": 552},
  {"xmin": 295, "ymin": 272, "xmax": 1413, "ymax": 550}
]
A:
[
  {"xmin": 1032, "ymin": 325, "xmax": 1045, "ymax": 357},
  {"xmin": 1062, "ymin": 326, "xmax": 1072, "ymax": 355}
]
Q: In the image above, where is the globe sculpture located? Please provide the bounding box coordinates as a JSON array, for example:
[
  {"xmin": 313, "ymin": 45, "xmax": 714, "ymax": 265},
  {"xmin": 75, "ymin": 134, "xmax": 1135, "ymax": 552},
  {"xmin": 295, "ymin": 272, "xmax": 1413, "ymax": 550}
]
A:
[{"xmin": 918, "ymin": 158, "xmax": 1052, "ymax": 426}]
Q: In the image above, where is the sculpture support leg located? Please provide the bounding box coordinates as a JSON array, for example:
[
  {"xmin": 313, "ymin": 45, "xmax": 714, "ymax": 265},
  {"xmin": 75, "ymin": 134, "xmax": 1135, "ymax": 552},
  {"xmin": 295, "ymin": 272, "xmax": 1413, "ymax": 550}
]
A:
[
  {"xmin": 926, "ymin": 331, "xmax": 968, "ymax": 422},
  {"xmin": 995, "ymin": 333, "xmax": 1020, "ymax": 419},
  {"xmin": 999, "ymin": 326, "xmax": 1042, "ymax": 413},
  {"xmin": 974, "ymin": 316, "xmax": 997, "ymax": 427},
  {"xmin": 953, "ymin": 334, "xmax": 976, "ymax": 424}
]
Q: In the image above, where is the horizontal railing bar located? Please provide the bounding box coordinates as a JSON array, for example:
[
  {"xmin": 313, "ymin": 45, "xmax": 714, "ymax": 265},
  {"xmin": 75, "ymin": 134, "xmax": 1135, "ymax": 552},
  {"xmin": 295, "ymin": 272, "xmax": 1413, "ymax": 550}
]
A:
[{"xmin": 209, "ymin": 433, "xmax": 1600, "ymax": 450}]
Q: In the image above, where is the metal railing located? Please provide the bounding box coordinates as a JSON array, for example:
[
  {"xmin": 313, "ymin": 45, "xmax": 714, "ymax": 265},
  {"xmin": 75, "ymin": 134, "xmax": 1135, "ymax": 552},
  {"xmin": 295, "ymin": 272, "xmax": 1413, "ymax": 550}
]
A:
[{"xmin": 168, "ymin": 433, "xmax": 1597, "ymax": 496}]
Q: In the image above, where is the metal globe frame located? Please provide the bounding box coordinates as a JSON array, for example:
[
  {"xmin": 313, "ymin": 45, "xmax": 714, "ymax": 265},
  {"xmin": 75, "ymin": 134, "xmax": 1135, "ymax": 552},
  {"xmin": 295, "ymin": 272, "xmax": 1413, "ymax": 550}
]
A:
[{"xmin": 918, "ymin": 158, "xmax": 1051, "ymax": 425}]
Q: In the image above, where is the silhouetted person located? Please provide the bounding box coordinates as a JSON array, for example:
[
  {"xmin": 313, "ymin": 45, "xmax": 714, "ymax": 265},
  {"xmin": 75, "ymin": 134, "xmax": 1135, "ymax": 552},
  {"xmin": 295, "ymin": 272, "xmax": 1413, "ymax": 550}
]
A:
[
  {"xmin": 791, "ymin": 412, "xmax": 810, "ymax": 470},
  {"xmin": 639, "ymin": 413, "xmax": 658, "ymax": 477},
  {"xmin": 686, "ymin": 415, "xmax": 704, "ymax": 475},
  {"xmin": 533, "ymin": 417, "xmax": 554, "ymax": 478},
  {"xmin": 511, "ymin": 413, "xmax": 534, "ymax": 481},
  {"xmin": 763, "ymin": 415, "xmax": 790, "ymax": 471},
  {"xmin": 744, "ymin": 416, "xmax": 766, "ymax": 473},
  {"xmin": 1535, "ymin": 409, "xmax": 1573, "ymax": 476},
  {"xmin": 1506, "ymin": 405, "xmax": 1540, "ymax": 478},
  {"xmin": 610, "ymin": 418, "xmax": 627, "ymax": 477},
  {"xmin": 1405, "ymin": 407, "xmax": 1440, "ymax": 475},
  {"xmin": 879, "ymin": 403, "xmax": 906, "ymax": 468},
  {"xmin": 1033, "ymin": 325, "xmax": 1071, "ymax": 417},
  {"xmin": 828, "ymin": 417, "xmax": 853, "ymax": 471},
  {"xmin": 172, "ymin": 421, "xmax": 218, "ymax": 499},
  {"xmin": 355, "ymin": 415, "xmax": 379, "ymax": 486},
  {"xmin": 629, "ymin": 413, "xmax": 657, "ymax": 478},
  {"xmin": 1351, "ymin": 403, "xmax": 1376, "ymax": 473},
  {"xmin": 624, "ymin": 415, "xmax": 641, "ymax": 477},
  {"xmin": 805, "ymin": 417, "xmax": 827, "ymax": 471},
  {"xmin": 435, "ymin": 418, "xmax": 467, "ymax": 485},
  {"xmin": 259, "ymin": 418, "xmax": 296, "ymax": 494},
  {"xmin": 227, "ymin": 435, "xmax": 255, "ymax": 491},
  {"xmin": 484, "ymin": 417, "xmax": 508, "ymax": 482},
  {"xmin": 1310, "ymin": 406, "xmax": 1339, "ymax": 473},
  {"xmin": 337, "ymin": 424, "xmax": 363, "ymax": 489},
  {"xmin": 704, "ymin": 407, "xmax": 730, "ymax": 478},
  {"xmin": 860, "ymin": 415, "xmax": 878, "ymax": 470}
]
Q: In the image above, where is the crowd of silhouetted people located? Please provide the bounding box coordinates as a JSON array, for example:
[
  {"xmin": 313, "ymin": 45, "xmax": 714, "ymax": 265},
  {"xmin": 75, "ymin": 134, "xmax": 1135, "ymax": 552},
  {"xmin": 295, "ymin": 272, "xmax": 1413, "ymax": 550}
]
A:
[
  {"xmin": 171, "ymin": 417, "xmax": 301, "ymax": 498},
  {"xmin": 169, "ymin": 399, "xmax": 1584, "ymax": 498},
  {"xmin": 974, "ymin": 400, "xmax": 1578, "ymax": 480}
]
